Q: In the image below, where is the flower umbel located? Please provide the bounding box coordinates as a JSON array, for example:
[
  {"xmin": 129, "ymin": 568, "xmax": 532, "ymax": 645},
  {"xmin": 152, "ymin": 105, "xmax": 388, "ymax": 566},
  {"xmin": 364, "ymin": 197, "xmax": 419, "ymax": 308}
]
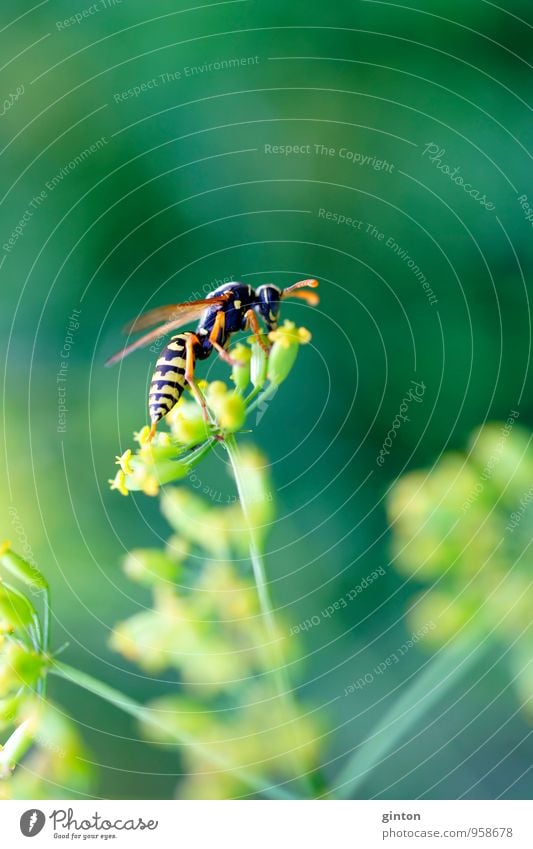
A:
[
  {"xmin": 105, "ymin": 325, "xmax": 323, "ymax": 797},
  {"xmin": 388, "ymin": 421, "xmax": 533, "ymax": 718},
  {"xmin": 108, "ymin": 323, "xmax": 312, "ymax": 497}
]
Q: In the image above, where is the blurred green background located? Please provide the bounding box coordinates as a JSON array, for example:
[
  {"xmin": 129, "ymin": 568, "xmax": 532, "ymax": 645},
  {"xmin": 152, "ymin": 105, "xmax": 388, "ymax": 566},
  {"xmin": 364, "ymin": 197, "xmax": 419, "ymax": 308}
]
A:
[{"xmin": 1, "ymin": 0, "xmax": 532, "ymax": 799}]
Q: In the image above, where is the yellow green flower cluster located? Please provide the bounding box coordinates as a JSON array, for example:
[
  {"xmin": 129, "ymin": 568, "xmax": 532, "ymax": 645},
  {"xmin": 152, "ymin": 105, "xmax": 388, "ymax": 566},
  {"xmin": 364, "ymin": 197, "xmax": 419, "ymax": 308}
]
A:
[
  {"xmin": 0, "ymin": 543, "xmax": 96, "ymax": 794},
  {"xmin": 108, "ymin": 321, "xmax": 312, "ymax": 498},
  {"xmin": 0, "ymin": 544, "xmax": 45, "ymax": 780},
  {"xmin": 388, "ymin": 420, "xmax": 533, "ymax": 717},
  {"xmin": 110, "ymin": 447, "xmax": 324, "ymax": 797},
  {"xmin": 110, "ymin": 448, "xmax": 282, "ymax": 693},
  {"xmin": 139, "ymin": 687, "xmax": 323, "ymax": 800},
  {"xmin": 1, "ymin": 701, "xmax": 94, "ymax": 799}
]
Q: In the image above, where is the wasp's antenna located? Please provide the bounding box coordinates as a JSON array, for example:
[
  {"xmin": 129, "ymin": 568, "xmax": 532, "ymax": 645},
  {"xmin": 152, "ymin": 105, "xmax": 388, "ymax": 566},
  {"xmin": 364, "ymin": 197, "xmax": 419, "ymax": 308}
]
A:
[{"xmin": 281, "ymin": 278, "xmax": 320, "ymax": 306}]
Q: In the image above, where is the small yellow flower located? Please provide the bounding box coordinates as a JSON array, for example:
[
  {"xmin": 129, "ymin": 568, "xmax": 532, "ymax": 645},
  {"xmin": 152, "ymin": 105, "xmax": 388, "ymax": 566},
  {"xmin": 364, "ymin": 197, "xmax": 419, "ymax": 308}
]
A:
[
  {"xmin": 232, "ymin": 343, "xmax": 252, "ymax": 365},
  {"xmin": 268, "ymin": 321, "xmax": 311, "ymax": 349},
  {"xmin": 207, "ymin": 385, "xmax": 246, "ymax": 432},
  {"xmin": 165, "ymin": 405, "xmax": 181, "ymax": 427},
  {"xmin": 108, "ymin": 470, "xmax": 129, "ymax": 497},
  {"xmin": 216, "ymin": 394, "xmax": 246, "ymax": 431},
  {"xmin": 207, "ymin": 381, "xmax": 228, "ymax": 401},
  {"xmin": 141, "ymin": 474, "xmax": 160, "ymax": 497},
  {"xmin": 267, "ymin": 322, "xmax": 311, "ymax": 385},
  {"xmin": 169, "ymin": 408, "xmax": 209, "ymax": 446},
  {"xmin": 0, "ymin": 542, "xmax": 10, "ymax": 558},
  {"xmin": 182, "ymin": 379, "xmax": 208, "ymax": 405},
  {"xmin": 134, "ymin": 426, "xmax": 152, "ymax": 447},
  {"xmin": 139, "ymin": 442, "xmax": 155, "ymax": 461},
  {"xmin": 115, "ymin": 449, "xmax": 134, "ymax": 475}
]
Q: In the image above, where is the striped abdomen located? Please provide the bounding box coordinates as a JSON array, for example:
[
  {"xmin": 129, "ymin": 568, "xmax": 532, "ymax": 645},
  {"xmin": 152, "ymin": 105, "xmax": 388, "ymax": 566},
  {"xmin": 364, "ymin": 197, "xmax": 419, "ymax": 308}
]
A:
[{"xmin": 149, "ymin": 333, "xmax": 189, "ymax": 426}]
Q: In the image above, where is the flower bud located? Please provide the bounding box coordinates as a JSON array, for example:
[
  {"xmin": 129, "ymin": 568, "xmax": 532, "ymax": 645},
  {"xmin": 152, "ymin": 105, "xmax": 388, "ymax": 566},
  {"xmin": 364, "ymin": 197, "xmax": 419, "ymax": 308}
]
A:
[
  {"xmin": 110, "ymin": 592, "xmax": 200, "ymax": 674},
  {"xmin": 123, "ymin": 549, "xmax": 180, "ymax": 586},
  {"xmin": 0, "ymin": 584, "xmax": 37, "ymax": 635},
  {"xmin": 138, "ymin": 695, "xmax": 211, "ymax": 745},
  {"xmin": 168, "ymin": 404, "xmax": 210, "ymax": 446},
  {"xmin": 165, "ymin": 535, "xmax": 189, "ymax": 563},
  {"xmin": 207, "ymin": 383, "xmax": 246, "ymax": 432},
  {"xmin": 230, "ymin": 344, "xmax": 252, "ymax": 392},
  {"xmin": 161, "ymin": 490, "xmax": 233, "ymax": 556},
  {"xmin": 196, "ymin": 562, "xmax": 258, "ymax": 620},
  {"xmin": 0, "ymin": 542, "xmax": 47, "ymax": 592},
  {"xmin": 249, "ymin": 342, "xmax": 267, "ymax": 389},
  {"xmin": 409, "ymin": 591, "xmax": 475, "ymax": 648},
  {"xmin": 110, "ymin": 438, "xmax": 191, "ymax": 497},
  {"xmin": 7, "ymin": 701, "xmax": 94, "ymax": 795},
  {"xmin": 0, "ymin": 643, "xmax": 46, "ymax": 698},
  {"xmin": 161, "ymin": 489, "xmax": 209, "ymax": 538},
  {"xmin": 267, "ymin": 321, "xmax": 311, "ymax": 385},
  {"xmin": 134, "ymin": 425, "xmax": 152, "ymax": 446},
  {"xmin": 469, "ymin": 422, "xmax": 533, "ymax": 503},
  {"xmin": 206, "ymin": 381, "xmax": 227, "ymax": 402},
  {"xmin": 0, "ymin": 693, "xmax": 22, "ymax": 730},
  {"xmin": 115, "ymin": 450, "xmax": 134, "ymax": 475},
  {"xmin": 108, "ymin": 469, "xmax": 129, "ymax": 497}
]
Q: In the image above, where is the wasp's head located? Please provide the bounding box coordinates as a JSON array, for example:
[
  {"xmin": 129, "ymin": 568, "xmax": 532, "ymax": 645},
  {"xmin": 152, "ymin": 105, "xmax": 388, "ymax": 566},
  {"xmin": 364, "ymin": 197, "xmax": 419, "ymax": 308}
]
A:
[{"xmin": 255, "ymin": 284, "xmax": 282, "ymax": 331}]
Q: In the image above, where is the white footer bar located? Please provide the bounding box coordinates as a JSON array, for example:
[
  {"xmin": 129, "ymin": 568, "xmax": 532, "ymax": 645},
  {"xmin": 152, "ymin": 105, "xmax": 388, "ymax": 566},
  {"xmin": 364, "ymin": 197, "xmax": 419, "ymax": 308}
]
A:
[{"xmin": 1, "ymin": 799, "xmax": 531, "ymax": 848}]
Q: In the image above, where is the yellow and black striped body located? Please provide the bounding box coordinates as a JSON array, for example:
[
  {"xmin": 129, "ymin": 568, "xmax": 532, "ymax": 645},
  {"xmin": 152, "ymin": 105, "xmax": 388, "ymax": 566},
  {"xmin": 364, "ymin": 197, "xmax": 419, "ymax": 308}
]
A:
[{"xmin": 149, "ymin": 332, "xmax": 190, "ymax": 426}]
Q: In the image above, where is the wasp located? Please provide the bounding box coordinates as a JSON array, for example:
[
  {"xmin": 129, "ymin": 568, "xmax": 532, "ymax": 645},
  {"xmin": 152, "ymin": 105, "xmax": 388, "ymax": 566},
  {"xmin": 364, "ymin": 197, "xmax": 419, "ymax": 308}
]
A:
[{"xmin": 106, "ymin": 278, "xmax": 319, "ymax": 438}]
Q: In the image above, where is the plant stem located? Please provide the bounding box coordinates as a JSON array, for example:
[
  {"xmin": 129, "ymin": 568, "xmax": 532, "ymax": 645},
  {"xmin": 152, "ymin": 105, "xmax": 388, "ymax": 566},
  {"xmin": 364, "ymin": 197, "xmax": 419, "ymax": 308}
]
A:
[
  {"xmin": 49, "ymin": 661, "xmax": 295, "ymax": 800},
  {"xmin": 332, "ymin": 629, "xmax": 490, "ymax": 799},
  {"xmin": 39, "ymin": 583, "xmax": 51, "ymax": 698},
  {"xmin": 182, "ymin": 436, "xmax": 217, "ymax": 469},
  {"xmin": 0, "ymin": 716, "xmax": 38, "ymax": 779},
  {"xmin": 223, "ymin": 434, "xmax": 286, "ymax": 671},
  {"xmin": 223, "ymin": 433, "xmax": 314, "ymax": 797},
  {"xmin": 41, "ymin": 582, "xmax": 51, "ymax": 651},
  {"xmin": 246, "ymin": 382, "xmax": 279, "ymax": 416}
]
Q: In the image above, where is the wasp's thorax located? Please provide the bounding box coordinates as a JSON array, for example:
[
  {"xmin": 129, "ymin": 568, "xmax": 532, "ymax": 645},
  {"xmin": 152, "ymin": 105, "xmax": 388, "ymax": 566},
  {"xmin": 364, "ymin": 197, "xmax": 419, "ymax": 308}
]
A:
[{"xmin": 255, "ymin": 285, "xmax": 281, "ymax": 331}]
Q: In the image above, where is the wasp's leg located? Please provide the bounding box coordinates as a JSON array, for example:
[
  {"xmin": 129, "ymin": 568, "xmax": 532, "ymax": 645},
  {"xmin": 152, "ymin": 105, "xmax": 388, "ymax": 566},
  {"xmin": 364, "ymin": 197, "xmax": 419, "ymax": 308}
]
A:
[
  {"xmin": 185, "ymin": 333, "xmax": 210, "ymax": 422},
  {"xmin": 148, "ymin": 421, "xmax": 158, "ymax": 442},
  {"xmin": 209, "ymin": 308, "xmax": 238, "ymax": 365},
  {"xmin": 244, "ymin": 309, "xmax": 270, "ymax": 354}
]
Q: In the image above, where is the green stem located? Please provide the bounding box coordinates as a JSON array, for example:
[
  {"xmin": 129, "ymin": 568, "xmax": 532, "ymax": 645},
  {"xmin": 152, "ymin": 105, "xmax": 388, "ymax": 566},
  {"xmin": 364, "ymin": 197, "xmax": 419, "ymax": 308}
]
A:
[
  {"xmin": 182, "ymin": 436, "xmax": 217, "ymax": 469},
  {"xmin": 224, "ymin": 437, "xmax": 276, "ymax": 637},
  {"xmin": 36, "ymin": 582, "xmax": 51, "ymax": 699},
  {"xmin": 0, "ymin": 716, "xmax": 38, "ymax": 779},
  {"xmin": 244, "ymin": 384, "xmax": 262, "ymax": 405},
  {"xmin": 41, "ymin": 587, "xmax": 51, "ymax": 698},
  {"xmin": 332, "ymin": 628, "xmax": 490, "ymax": 799},
  {"xmin": 244, "ymin": 360, "xmax": 269, "ymax": 404},
  {"xmin": 223, "ymin": 433, "xmax": 314, "ymax": 797},
  {"xmin": 246, "ymin": 382, "xmax": 279, "ymax": 417},
  {"xmin": 41, "ymin": 583, "xmax": 51, "ymax": 652},
  {"xmin": 50, "ymin": 661, "xmax": 295, "ymax": 801}
]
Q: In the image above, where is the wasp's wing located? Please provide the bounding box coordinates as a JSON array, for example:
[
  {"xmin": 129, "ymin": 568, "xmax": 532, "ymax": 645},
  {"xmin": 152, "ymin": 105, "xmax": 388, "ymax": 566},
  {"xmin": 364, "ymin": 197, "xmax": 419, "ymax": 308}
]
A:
[
  {"xmin": 125, "ymin": 296, "xmax": 229, "ymax": 333},
  {"xmin": 105, "ymin": 319, "xmax": 191, "ymax": 366},
  {"xmin": 105, "ymin": 295, "xmax": 230, "ymax": 367}
]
